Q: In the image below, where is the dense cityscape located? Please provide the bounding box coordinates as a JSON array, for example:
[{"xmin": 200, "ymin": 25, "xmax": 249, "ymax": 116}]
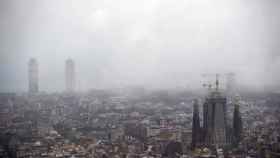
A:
[{"xmin": 0, "ymin": 59, "xmax": 279, "ymax": 158}]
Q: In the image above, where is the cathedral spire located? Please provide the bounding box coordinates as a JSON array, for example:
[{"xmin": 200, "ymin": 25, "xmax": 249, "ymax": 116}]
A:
[
  {"xmin": 192, "ymin": 99, "xmax": 201, "ymax": 149},
  {"xmin": 233, "ymin": 95, "xmax": 243, "ymax": 147}
]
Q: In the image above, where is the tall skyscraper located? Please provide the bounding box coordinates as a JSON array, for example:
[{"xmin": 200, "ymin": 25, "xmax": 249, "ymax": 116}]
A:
[
  {"xmin": 65, "ymin": 59, "xmax": 76, "ymax": 92},
  {"xmin": 191, "ymin": 99, "xmax": 201, "ymax": 149},
  {"xmin": 28, "ymin": 58, "xmax": 39, "ymax": 93},
  {"xmin": 232, "ymin": 96, "xmax": 242, "ymax": 147},
  {"xmin": 202, "ymin": 75, "xmax": 228, "ymax": 147}
]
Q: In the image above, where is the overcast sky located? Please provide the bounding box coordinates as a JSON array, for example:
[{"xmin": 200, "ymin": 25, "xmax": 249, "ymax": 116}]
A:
[{"xmin": 0, "ymin": 0, "xmax": 279, "ymax": 92}]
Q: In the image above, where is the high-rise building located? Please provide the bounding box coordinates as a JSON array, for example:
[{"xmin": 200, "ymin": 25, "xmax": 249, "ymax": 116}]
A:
[
  {"xmin": 65, "ymin": 59, "xmax": 76, "ymax": 92},
  {"xmin": 191, "ymin": 99, "xmax": 201, "ymax": 149},
  {"xmin": 232, "ymin": 96, "xmax": 242, "ymax": 147},
  {"xmin": 202, "ymin": 75, "xmax": 228, "ymax": 147},
  {"xmin": 28, "ymin": 58, "xmax": 39, "ymax": 93}
]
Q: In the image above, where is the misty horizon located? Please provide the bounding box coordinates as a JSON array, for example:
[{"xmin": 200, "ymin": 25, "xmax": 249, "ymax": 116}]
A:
[{"xmin": 1, "ymin": 0, "xmax": 280, "ymax": 92}]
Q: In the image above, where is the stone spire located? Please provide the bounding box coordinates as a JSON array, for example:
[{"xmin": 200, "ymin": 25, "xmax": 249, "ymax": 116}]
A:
[
  {"xmin": 192, "ymin": 99, "xmax": 201, "ymax": 149},
  {"xmin": 232, "ymin": 95, "xmax": 243, "ymax": 147}
]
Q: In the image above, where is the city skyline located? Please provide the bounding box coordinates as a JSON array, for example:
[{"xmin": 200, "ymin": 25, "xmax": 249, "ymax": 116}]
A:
[
  {"xmin": 1, "ymin": 56, "xmax": 278, "ymax": 93},
  {"xmin": 1, "ymin": 1, "xmax": 280, "ymax": 158}
]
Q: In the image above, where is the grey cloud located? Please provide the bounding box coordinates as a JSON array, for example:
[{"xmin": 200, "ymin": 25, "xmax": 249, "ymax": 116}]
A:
[{"xmin": 0, "ymin": 0, "xmax": 279, "ymax": 92}]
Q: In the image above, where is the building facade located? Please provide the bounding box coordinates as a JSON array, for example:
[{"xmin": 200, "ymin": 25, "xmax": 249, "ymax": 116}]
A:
[
  {"xmin": 203, "ymin": 91, "xmax": 228, "ymax": 147},
  {"xmin": 201, "ymin": 77, "xmax": 229, "ymax": 148}
]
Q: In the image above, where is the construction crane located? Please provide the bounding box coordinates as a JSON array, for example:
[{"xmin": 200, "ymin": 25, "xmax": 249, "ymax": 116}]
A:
[
  {"xmin": 201, "ymin": 73, "xmax": 220, "ymax": 91},
  {"xmin": 202, "ymin": 72, "xmax": 237, "ymax": 91}
]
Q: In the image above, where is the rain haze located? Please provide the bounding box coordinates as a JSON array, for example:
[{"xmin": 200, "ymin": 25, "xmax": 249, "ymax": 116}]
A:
[{"xmin": 0, "ymin": 0, "xmax": 280, "ymax": 92}]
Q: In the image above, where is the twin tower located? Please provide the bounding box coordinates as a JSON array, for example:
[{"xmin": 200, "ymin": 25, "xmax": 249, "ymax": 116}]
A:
[{"xmin": 28, "ymin": 58, "xmax": 76, "ymax": 93}]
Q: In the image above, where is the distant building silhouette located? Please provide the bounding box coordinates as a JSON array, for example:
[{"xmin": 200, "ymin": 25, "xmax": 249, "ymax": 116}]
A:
[
  {"xmin": 232, "ymin": 96, "xmax": 243, "ymax": 147},
  {"xmin": 191, "ymin": 74, "xmax": 244, "ymax": 150},
  {"xmin": 28, "ymin": 58, "xmax": 39, "ymax": 93},
  {"xmin": 65, "ymin": 59, "xmax": 76, "ymax": 92},
  {"xmin": 191, "ymin": 99, "xmax": 201, "ymax": 149},
  {"xmin": 202, "ymin": 75, "xmax": 228, "ymax": 147}
]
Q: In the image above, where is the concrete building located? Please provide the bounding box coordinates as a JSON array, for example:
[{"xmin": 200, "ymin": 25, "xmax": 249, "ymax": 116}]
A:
[
  {"xmin": 65, "ymin": 59, "xmax": 76, "ymax": 92},
  {"xmin": 28, "ymin": 58, "xmax": 39, "ymax": 93}
]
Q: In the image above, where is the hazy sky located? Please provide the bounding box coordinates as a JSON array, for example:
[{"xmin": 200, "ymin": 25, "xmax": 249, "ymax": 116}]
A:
[{"xmin": 0, "ymin": 0, "xmax": 279, "ymax": 92}]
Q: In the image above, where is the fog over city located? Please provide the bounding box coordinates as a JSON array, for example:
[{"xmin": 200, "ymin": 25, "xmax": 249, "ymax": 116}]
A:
[{"xmin": 0, "ymin": 0, "xmax": 280, "ymax": 92}]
